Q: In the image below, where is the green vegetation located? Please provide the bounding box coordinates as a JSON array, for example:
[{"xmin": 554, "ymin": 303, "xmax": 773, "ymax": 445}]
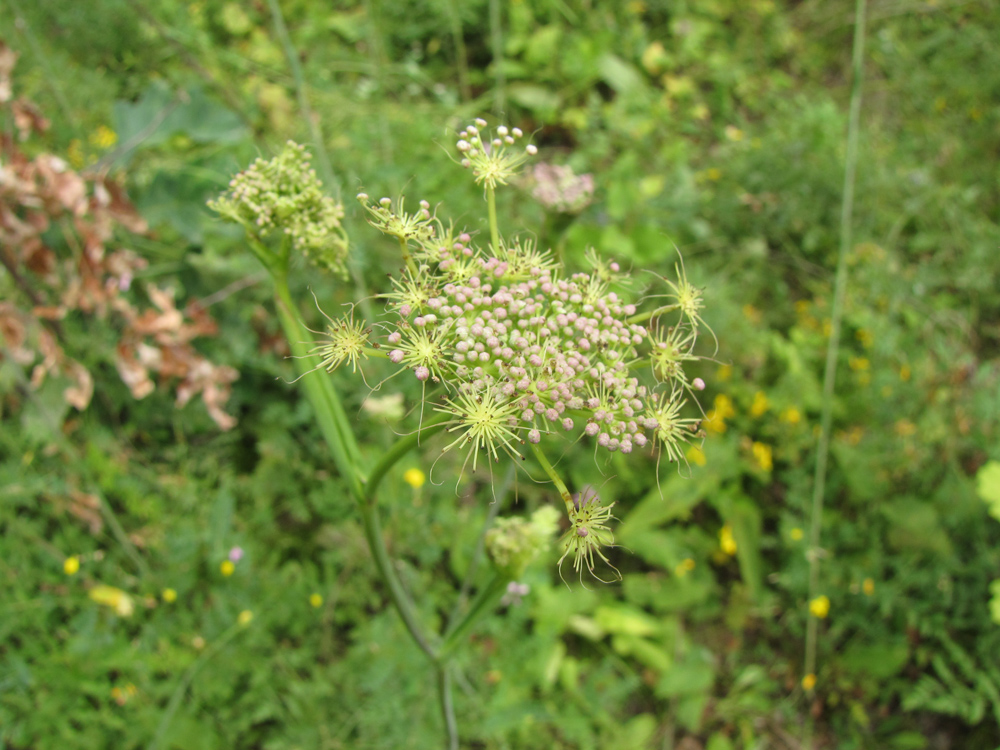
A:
[{"xmin": 2, "ymin": 1, "xmax": 999, "ymax": 748}]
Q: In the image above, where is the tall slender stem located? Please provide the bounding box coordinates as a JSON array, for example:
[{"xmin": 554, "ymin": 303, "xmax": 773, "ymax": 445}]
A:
[
  {"xmin": 444, "ymin": 0, "xmax": 471, "ymax": 103},
  {"xmin": 437, "ymin": 664, "xmax": 459, "ymax": 750},
  {"xmin": 488, "ymin": 0, "xmax": 506, "ymax": 116},
  {"xmin": 803, "ymin": 0, "xmax": 867, "ymax": 745},
  {"xmin": 487, "ymin": 185, "xmax": 500, "ymax": 255}
]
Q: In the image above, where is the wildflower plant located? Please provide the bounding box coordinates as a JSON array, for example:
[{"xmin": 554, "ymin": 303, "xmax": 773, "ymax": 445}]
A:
[{"xmin": 212, "ymin": 117, "xmax": 715, "ymax": 748}]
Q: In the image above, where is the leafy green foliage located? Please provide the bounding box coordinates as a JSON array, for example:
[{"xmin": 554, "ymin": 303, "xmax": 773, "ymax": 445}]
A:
[{"xmin": 3, "ymin": 0, "xmax": 1000, "ymax": 747}]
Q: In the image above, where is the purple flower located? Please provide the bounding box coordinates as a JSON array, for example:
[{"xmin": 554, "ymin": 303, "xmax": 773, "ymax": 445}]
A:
[{"xmin": 228, "ymin": 546, "xmax": 244, "ymax": 563}]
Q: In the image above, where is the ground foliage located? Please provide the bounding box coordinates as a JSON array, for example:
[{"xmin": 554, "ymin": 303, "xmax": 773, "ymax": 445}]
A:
[{"xmin": 2, "ymin": 0, "xmax": 1000, "ymax": 748}]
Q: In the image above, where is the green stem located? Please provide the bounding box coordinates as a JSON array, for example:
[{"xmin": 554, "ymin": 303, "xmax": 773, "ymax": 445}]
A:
[
  {"xmin": 398, "ymin": 236, "xmax": 418, "ymax": 277},
  {"xmin": 444, "ymin": 0, "xmax": 471, "ymax": 103},
  {"xmin": 437, "ymin": 664, "xmax": 460, "ymax": 750},
  {"xmin": 272, "ymin": 271, "xmax": 363, "ymax": 498},
  {"xmin": 487, "ymin": 185, "xmax": 500, "ymax": 255},
  {"xmin": 803, "ymin": 0, "xmax": 867, "ymax": 745},
  {"xmin": 529, "ymin": 443, "xmax": 574, "ymax": 516},
  {"xmin": 627, "ymin": 303, "xmax": 680, "ymax": 327},
  {"xmin": 364, "ymin": 419, "xmax": 449, "ymax": 505},
  {"xmin": 488, "ymin": 0, "xmax": 506, "ymax": 116},
  {"xmin": 438, "ymin": 573, "xmax": 508, "ymax": 662},
  {"xmin": 267, "ymin": 0, "xmax": 337, "ymax": 195}
]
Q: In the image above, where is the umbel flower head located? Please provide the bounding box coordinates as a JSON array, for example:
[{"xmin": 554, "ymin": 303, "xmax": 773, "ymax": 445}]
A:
[
  {"xmin": 209, "ymin": 141, "xmax": 349, "ymax": 276},
  {"xmin": 326, "ymin": 117, "xmax": 712, "ymax": 577}
]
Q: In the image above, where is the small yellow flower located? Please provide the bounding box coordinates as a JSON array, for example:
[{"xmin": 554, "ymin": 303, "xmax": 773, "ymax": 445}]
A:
[
  {"xmin": 220, "ymin": 560, "xmax": 235, "ymax": 577},
  {"xmin": 309, "ymin": 593, "xmax": 323, "ymax": 608},
  {"xmin": 162, "ymin": 588, "xmax": 177, "ymax": 603},
  {"xmin": 899, "ymin": 363, "xmax": 911, "ymax": 381},
  {"xmin": 675, "ymin": 558, "xmax": 696, "ymax": 576},
  {"xmin": 790, "ymin": 527, "xmax": 804, "ymax": 541},
  {"xmin": 716, "ymin": 364, "xmax": 732, "ymax": 382},
  {"xmin": 685, "ymin": 445, "xmax": 707, "ymax": 466},
  {"xmin": 802, "ymin": 673, "xmax": 817, "ymax": 691},
  {"xmin": 849, "ymin": 356, "xmax": 870, "ymax": 372},
  {"xmin": 89, "ymin": 125, "xmax": 118, "ymax": 150},
  {"xmin": 862, "ymin": 578, "xmax": 875, "ymax": 596},
  {"xmin": 750, "ymin": 391, "xmax": 770, "ymax": 417},
  {"xmin": 809, "ymin": 595, "xmax": 830, "ymax": 619},
  {"xmin": 752, "ymin": 442, "xmax": 773, "ymax": 471},
  {"xmin": 403, "ymin": 468, "xmax": 425, "ymax": 489},
  {"xmin": 691, "ymin": 103, "xmax": 710, "ymax": 121},
  {"xmin": 238, "ymin": 610, "xmax": 253, "ymax": 626},
  {"xmin": 67, "ymin": 139, "xmax": 85, "ymax": 169},
  {"xmin": 192, "ymin": 635, "xmax": 206, "ymax": 650},
  {"xmin": 894, "ymin": 419, "xmax": 917, "ymax": 437},
  {"xmin": 780, "ymin": 407, "xmax": 802, "ymax": 425},
  {"xmin": 724, "ymin": 125, "xmax": 744, "ymax": 142},
  {"xmin": 64, "ymin": 556, "xmax": 81, "ymax": 575},
  {"xmin": 855, "ymin": 328, "xmax": 874, "ymax": 348},
  {"xmin": 89, "ymin": 585, "xmax": 135, "ymax": 617},
  {"xmin": 719, "ymin": 525, "xmax": 737, "ymax": 556},
  {"xmin": 705, "ymin": 167, "xmax": 722, "ymax": 181}
]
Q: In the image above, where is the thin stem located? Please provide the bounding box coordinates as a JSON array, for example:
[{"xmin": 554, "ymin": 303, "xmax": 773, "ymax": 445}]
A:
[
  {"xmin": 487, "ymin": 185, "xmax": 500, "ymax": 256},
  {"xmin": 627, "ymin": 303, "xmax": 680, "ymax": 327},
  {"xmin": 398, "ymin": 236, "xmax": 418, "ymax": 277},
  {"xmin": 364, "ymin": 419, "xmax": 449, "ymax": 505},
  {"xmin": 437, "ymin": 664, "xmax": 459, "ymax": 750},
  {"xmin": 445, "ymin": 464, "xmax": 513, "ymax": 629},
  {"xmin": 803, "ymin": 0, "xmax": 867, "ymax": 745},
  {"xmin": 529, "ymin": 443, "xmax": 574, "ymax": 516},
  {"xmin": 438, "ymin": 574, "xmax": 508, "ymax": 661},
  {"xmin": 267, "ymin": 0, "xmax": 337, "ymax": 196},
  {"xmin": 444, "ymin": 0, "xmax": 471, "ymax": 102},
  {"xmin": 488, "ymin": 0, "xmax": 506, "ymax": 116},
  {"xmin": 357, "ymin": 500, "xmax": 439, "ymax": 659}
]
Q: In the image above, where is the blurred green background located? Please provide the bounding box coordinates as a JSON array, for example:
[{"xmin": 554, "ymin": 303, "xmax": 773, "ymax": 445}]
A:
[{"xmin": 2, "ymin": 0, "xmax": 999, "ymax": 747}]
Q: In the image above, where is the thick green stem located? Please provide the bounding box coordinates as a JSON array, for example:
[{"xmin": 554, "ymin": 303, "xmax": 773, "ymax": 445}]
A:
[
  {"xmin": 398, "ymin": 236, "xmax": 418, "ymax": 276},
  {"xmin": 803, "ymin": 0, "xmax": 867, "ymax": 746},
  {"xmin": 487, "ymin": 185, "xmax": 500, "ymax": 255}
]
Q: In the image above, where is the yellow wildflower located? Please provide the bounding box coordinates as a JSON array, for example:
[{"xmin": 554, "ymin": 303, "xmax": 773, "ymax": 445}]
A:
[
  {"xmin": 686, "ymin": 445, "xmax": 706, "ymax": 466},
  {"xmin": 894, "ymin": 419, "xmax": 917, "ymax": 437},
  {"xmin": 719, "ymin": 525, "xmax": 737, "ymax": 556},
  {"xmin": 780, "ymin": 407, "xmax": 801, "ymax": 425},
  {"xmin": 192, "ymin": 635, "xmax": 206, "ymax": 650},
  {"xmin": 790, "ymin": 527, "xmax": 804, "ymax": 541},
  {"xmin": 899, "ymin": 363, "xmax": 911, "ymax": 381},
  {"xmin": 750, "ymin": 391, "xmax": 769, "ymax": 417},
  {"xmin": 67, "ymin": 139, "xmax": 85, "ymax": 169},
  {"xmin": 64, "ymin": 556, "xmax": 81, "ymax": 575},
  {"xmin": 89, "ymin": 585, "xmax": 135, "ymax": 617},
  {"xmin": 716, "ymin": 364, "xmax": 732, "ymax": 382},
  {"xmin": 862, "ymin": 578, "xmax": 875, "ymax": 596},
  {"xmin": 705, "ymin": 167, "xmax": 722, "ymax": 181},
  {"xmin": 802, "ymin": 673, "xmax": 817, "ymax": 691},
  {"xmin": 309, "ymin": 593, "xmax": 323, "ymax": 608},
  {"xmin": 849, "ymin": 356, "xmax": 869, "ymax": 372},
  {"xmin": 162, "ymin": 588, "xmax": 177, "ymax": 603},
  {"xmin": 752, "ymin": 442, "xmax": 773, "ymax": 471},
  {"xmin": 742, "ymin": 304, "xmax": 762, "ymax": 324},
  {"xmin": 855, "ymin": 328, "xmax": 874, "ymax": 348},
  {"xmin": 238, "ymin": 610, "xmax": 253, "ymax": 626},
  {"xmin": 89, "ymin": 125, "xmax": 118, "ymax": 150},
  {"xmin": 809, "ymin": 595, "xmax": 830, "ymax": 619},
  {"xmin": 675, "ymin": 558, "xmax": 696, "ymax": 576},
  {"xmin": 724, "ymin": 125, "xmax": 744, "ymax": 142},
  {"xmin": 220, "ymin": 560, "xmax": 235, "ymax": 577},
  {"xmin": 403, "ymin": 468, "xmax": 425, "ymax": 488}
]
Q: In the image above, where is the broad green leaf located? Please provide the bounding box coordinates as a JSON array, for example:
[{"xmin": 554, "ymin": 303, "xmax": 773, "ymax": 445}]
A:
[{"xmin": 976, "ymin": 461, "xmax": 1000, "ymax": 521}]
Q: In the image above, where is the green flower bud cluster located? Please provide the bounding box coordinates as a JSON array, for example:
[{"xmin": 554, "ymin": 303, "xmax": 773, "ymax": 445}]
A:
[
  {"xmin": 209, "ymin": 141, "xmax": 349, "ymax": 276},
  {"xmin": 486, "ymin": 505, "xmax": 560, "ymax": 578}
]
